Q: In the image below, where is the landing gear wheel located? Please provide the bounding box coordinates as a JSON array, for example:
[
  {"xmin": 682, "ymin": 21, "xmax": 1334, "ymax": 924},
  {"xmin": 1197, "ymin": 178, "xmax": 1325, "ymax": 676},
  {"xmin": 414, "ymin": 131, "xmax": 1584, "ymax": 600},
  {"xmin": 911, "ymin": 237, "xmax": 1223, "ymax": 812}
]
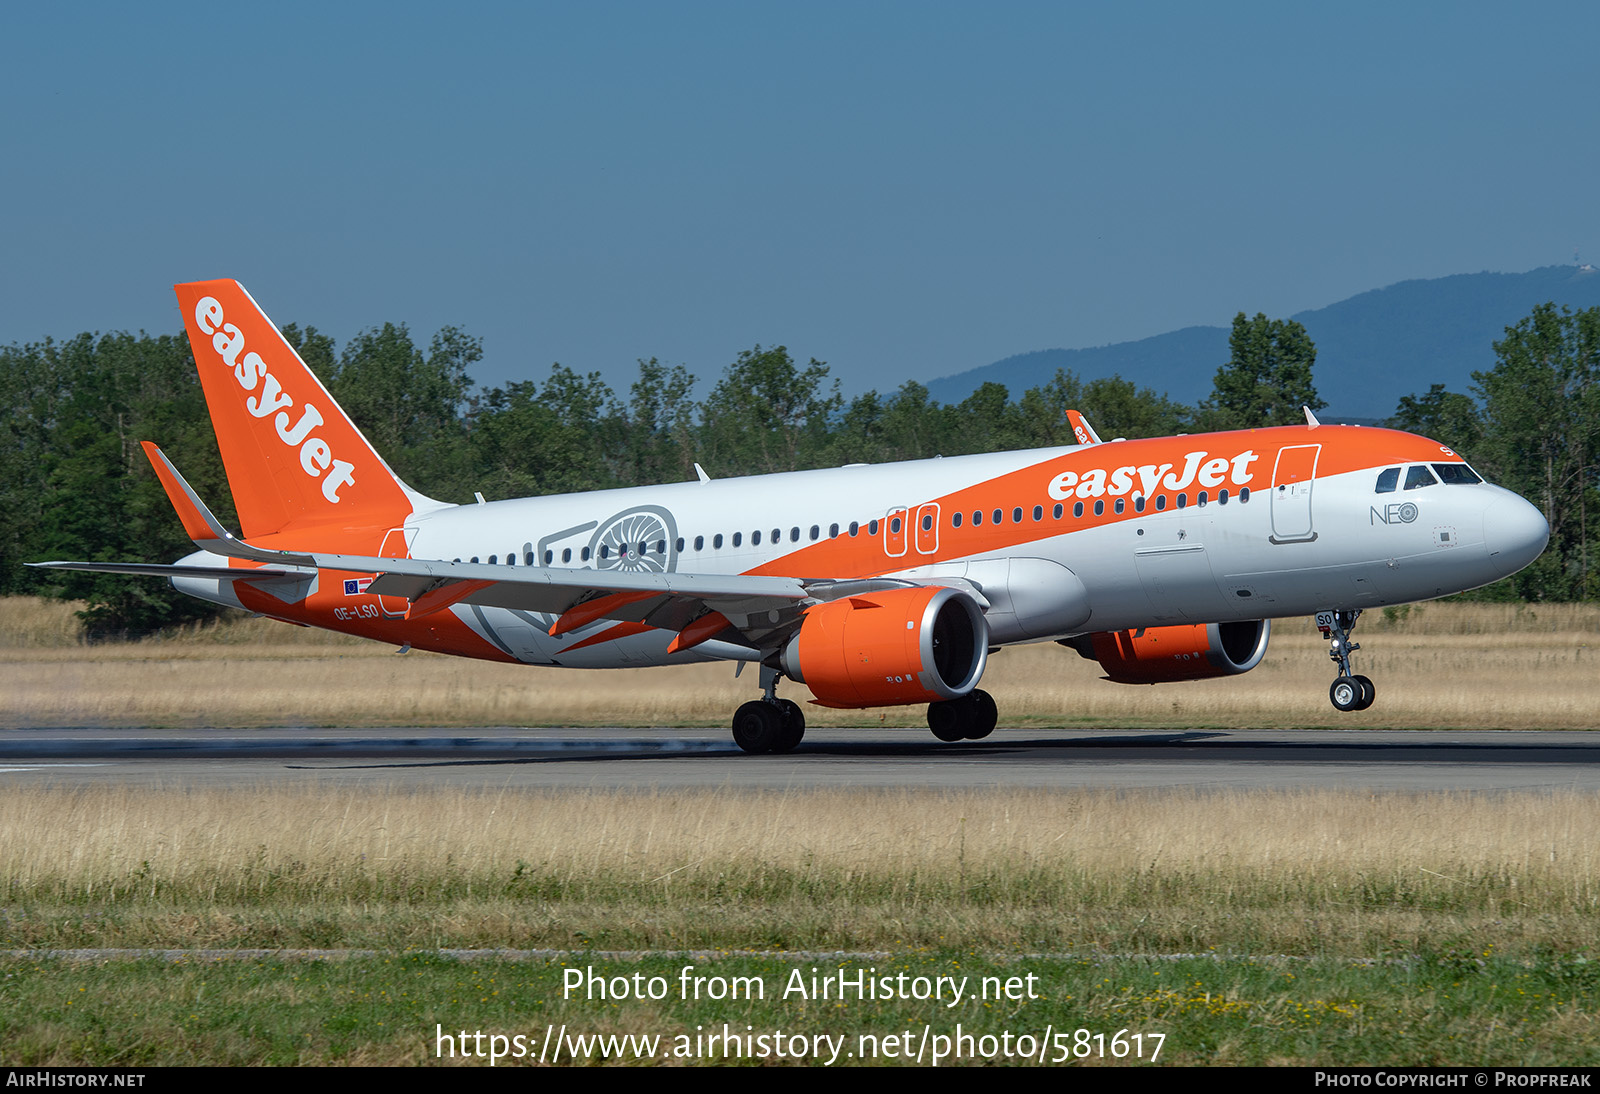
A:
[
  {"xmin": 927, "ymin": 700, "xmax": 967, "ymax": 742},
  {"xmin": 732, "ymin": 700, "xmax": 785, "ymax": 753},
  {"xmin": 927, "ymin": 690, "xmax": 999, "ymax": 742},
  {"xmin": 1353, "ymin": 675, "xmax": 1376, "ymax": 711},
  {"xmin": 964, "ymin": 689, "xmax": 998, "ymax": 740},
  {"xmin": 1329, "ymin": 676, "xmax": 1362, "ymax": 712},
  {"xmin": 775, "ymin": 699, "xmax": 806, "ymax": 752},
  {"xmin": 1319, "ymin": 609, "xmax": 1378, "ymax": 713}
]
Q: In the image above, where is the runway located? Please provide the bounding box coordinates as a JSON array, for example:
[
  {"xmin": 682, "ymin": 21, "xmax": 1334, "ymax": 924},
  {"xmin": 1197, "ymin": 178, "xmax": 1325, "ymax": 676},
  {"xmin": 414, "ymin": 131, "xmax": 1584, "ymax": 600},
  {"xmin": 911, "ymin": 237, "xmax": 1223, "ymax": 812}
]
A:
[{"xmin": 1, "ymin": 727, "xmax": 1597, "ymax": 791}]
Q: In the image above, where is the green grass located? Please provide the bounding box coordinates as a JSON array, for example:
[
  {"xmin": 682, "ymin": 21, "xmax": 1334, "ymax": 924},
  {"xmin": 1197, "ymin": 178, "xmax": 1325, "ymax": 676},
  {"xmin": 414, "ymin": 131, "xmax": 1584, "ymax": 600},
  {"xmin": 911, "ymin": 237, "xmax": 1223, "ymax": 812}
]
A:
[{"xmin": 3, "ymin": 951, "xmax": 1595, "ymax": 1066}]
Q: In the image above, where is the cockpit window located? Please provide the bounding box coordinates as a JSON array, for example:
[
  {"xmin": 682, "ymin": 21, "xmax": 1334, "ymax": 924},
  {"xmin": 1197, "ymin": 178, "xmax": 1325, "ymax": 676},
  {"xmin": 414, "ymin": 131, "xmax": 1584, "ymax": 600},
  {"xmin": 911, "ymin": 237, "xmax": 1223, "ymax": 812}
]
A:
[
  {"xmin": 1403, "ymin": 465, "xmax": 1438, "ymax": 490},
  {"xmin": 1375, "ymin": 467, "xmax": 1400, "ymax": 494},
  {"xmin": 1432, "ymin": 463, "xmax": 1483, "ymax": 485}
]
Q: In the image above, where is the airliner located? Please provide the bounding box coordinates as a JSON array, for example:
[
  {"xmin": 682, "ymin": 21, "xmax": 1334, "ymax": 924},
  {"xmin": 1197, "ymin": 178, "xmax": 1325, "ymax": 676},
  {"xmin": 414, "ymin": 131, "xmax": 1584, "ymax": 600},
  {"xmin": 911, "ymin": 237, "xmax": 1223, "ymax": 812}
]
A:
[{"xmin": 34, "ymin": 280, "xmax": 1551, "ymax": 752}]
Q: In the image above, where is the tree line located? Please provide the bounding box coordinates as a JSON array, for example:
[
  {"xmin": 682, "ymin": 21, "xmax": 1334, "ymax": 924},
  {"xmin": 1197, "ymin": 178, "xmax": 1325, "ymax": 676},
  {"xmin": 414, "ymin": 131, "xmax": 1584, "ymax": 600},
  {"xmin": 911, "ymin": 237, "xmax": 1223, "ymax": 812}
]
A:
[{"xmin": 3, "ymin": 303, "xmax": 1594, "ymax": 634}]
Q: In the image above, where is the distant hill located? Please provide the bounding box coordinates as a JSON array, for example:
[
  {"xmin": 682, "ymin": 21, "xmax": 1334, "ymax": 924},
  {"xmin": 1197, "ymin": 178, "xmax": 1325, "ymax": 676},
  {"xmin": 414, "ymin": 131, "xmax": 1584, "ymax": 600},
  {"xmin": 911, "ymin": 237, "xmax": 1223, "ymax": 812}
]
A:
[{"xmin": 924, "ymin": 265, "xmax": 1600, "ymax": 419}]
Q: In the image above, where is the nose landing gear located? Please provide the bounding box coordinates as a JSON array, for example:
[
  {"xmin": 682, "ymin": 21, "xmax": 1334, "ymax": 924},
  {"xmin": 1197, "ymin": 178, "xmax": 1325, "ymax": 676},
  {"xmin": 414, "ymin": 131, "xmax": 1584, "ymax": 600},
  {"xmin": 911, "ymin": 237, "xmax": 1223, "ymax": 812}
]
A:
[{"xmin": 1317, "ymin": 609, "xmax": 1375, "ymax": 712}]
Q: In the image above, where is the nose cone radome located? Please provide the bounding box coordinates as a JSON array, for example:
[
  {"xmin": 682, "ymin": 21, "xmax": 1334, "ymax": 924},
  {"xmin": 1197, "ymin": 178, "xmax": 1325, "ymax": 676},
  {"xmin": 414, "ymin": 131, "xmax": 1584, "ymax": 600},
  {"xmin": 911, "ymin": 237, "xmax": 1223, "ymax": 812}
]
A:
[{"xmin": 1484, "ymin": 494, "xmax": 1550, "ymax": 577}]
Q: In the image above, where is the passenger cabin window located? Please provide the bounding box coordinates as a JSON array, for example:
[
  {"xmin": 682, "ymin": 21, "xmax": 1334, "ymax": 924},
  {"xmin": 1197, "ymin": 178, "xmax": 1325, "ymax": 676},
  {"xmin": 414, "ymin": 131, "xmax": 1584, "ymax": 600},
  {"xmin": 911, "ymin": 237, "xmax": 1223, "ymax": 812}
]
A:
[
  {"xmin": 848, "ymin": 522, "xmax": 859, "ymax": 536},
  {"xmin": 972, "ymin": 511, "xmax": 982, "ymax": 526},
  {"xmin": 694, "ymin": 536, "xmax": 704, "ymax": 551},
  {"xmin": 1073, "ymin": 501, "xmax": 1084, "ymax": 518},
  {"xmin": 752, "ymin": 530, "xmax": 762, "ymax": 546},
  {"xmin": 1094, "ymin": 499, "xmax": 1105, "ymax": 515},
  {"xmin": 1404, "ymin": 465, "xmax": 1438, "ymax": 490},
  {"xmin": 732, "ymin": 532, "xmax": 742, "ymax": 547},
  {"xmin": 713, "ymin": 534, "xmax": 723, "ymax": 549},
  {"xmin": 1433, "ymin": 463, "xmax": 1483, "ymax": 485},
  {"xmin": 1032, "ymin": 505, "xmax": 1043, "ymax": 521},
  {"xmin": 1114, "ymin": 498, "xmax": 1125, "ymax": 514},
  {"xmin": 868, "ymin": 520, "xmax": 879, "ymax": 535},
  {"xmin": 1012, "ymin": 507, "xmax": 1023, "ymax": 523},
  {"xmin": 952, "ymin": 512, "xmax": 963, "ymax": 528},
  {"xmin": 1053, "ymin": 503, "xmax": 1064, "ymax": 519},
  {"xmin": 992, "ymin": 509, "xmax": 1003, "ymax": 524},
  {"xmin": 1375, "ymin": 467, "xmax": 1400, "ymax": 493},
  {"xmin": 562, "ymin": 548, "xmax": 572, "ymax": 563}
]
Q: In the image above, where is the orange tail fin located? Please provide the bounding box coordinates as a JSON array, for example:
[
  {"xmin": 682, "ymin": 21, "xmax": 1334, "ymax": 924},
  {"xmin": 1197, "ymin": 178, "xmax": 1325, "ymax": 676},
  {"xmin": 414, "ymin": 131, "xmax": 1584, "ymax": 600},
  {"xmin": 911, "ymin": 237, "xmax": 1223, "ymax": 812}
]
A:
[{"xmin": 173, "ymin": 279, "xmax": 436, "ymax": 539}]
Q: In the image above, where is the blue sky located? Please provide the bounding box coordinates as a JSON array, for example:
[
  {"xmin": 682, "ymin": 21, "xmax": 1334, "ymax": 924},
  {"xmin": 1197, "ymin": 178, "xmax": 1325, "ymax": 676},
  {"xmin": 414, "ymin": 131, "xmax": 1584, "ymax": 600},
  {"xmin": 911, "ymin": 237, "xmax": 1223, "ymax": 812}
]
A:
[{"xmin": 3, "ymin": 2, "xmax": 1596, "ymax": 399}]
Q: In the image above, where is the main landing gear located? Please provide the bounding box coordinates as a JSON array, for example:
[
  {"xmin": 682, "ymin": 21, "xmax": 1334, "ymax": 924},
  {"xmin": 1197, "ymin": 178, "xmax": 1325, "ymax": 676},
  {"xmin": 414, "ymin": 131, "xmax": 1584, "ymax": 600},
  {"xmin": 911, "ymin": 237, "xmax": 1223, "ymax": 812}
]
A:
[
  {"xmin": 729, "ymin": 672, "xmax": 1001, "ymax": 753},
  {"xmin": 926, "ymin": 689, "xmax": 998, "ymax": 742},
  {"xmin": 731, "ymin": 668, "xmax": 806, "ymax": 754},
  {"xmin": 1317, "ymin": 609, "xmax": 1376, "ymax": 712}
]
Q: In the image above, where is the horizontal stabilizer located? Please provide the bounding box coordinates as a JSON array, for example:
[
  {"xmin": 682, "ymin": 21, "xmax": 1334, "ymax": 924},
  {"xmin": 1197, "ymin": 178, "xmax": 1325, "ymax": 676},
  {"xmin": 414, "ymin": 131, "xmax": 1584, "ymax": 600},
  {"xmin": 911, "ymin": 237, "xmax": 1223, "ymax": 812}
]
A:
[{"xmin": 27, "ymin": 561, "xmax": 299, "ymax": 580}]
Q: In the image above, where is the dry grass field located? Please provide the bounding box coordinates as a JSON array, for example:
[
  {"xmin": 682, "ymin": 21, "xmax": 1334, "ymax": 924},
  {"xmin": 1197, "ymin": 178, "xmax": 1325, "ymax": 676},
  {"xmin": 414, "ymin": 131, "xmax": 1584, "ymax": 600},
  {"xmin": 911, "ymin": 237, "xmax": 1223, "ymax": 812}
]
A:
[
  {"xmin": 2, "ymin": 783, "xmax": 1597, "ymax": 956},
  {"xmin": 0, "ymin": 597, "xmax": 1594, "ymax": 729}
]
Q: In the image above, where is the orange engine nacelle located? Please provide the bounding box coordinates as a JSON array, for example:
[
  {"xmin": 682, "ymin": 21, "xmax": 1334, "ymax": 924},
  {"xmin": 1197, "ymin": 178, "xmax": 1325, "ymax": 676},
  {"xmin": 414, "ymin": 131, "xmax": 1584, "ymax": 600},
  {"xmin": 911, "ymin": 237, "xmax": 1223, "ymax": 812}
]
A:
[
  {"xmin": 1067, "ymin": 620, "xmax": 1271, "ymax": 684},
  {"xmin": 779, "ymin": 586, "xmax": 989, "ymax": 709}
]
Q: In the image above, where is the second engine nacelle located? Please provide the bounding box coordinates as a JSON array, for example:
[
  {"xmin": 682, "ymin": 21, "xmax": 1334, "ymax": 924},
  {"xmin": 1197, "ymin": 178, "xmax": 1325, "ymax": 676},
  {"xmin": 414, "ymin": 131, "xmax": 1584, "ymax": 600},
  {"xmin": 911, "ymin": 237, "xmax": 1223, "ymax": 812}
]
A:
[
  {"xmin": 780, "ymin": 586, "xmax": 989, "ymax": 708},
  {"xmin": 1064, "ymin": 619, "xmax": 1271, "ymax": 684}
]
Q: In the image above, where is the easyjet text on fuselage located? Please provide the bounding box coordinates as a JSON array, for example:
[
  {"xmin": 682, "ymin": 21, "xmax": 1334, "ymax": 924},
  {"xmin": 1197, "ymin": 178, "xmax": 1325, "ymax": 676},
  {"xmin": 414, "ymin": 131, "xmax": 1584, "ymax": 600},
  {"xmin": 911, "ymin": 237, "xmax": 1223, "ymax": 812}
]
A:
[{"xmin": 1046, "ymin": 449, "xmax": 1260, "ymax": 501}]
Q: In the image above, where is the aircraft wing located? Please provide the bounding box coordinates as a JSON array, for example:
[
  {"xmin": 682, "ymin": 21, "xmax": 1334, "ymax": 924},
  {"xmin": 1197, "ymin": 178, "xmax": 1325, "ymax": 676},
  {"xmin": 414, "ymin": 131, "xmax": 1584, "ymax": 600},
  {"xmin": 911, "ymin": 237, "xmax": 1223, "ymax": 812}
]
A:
[
  {"xmin": 117, "ymin": 442, "xmax": 928, "ymax": 656},
  {"xmin": 352, "ymin": 555, "xmax": 810, "ymax": 636}
]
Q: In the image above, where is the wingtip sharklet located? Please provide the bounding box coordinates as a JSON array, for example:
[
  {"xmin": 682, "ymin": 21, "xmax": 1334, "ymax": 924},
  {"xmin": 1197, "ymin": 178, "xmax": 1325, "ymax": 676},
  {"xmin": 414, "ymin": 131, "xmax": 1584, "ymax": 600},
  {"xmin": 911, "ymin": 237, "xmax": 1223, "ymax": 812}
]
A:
[
  {"xmin": 141, "ymin": 441, "xmax": 232, "ymax": 545},
  {"xmin": 1065, "ymin": 409, "xmax": 1103, "ymax": 446},
  {"xmin": 140, "ymin": 441, "xmax": 314, "ymax": 567}
]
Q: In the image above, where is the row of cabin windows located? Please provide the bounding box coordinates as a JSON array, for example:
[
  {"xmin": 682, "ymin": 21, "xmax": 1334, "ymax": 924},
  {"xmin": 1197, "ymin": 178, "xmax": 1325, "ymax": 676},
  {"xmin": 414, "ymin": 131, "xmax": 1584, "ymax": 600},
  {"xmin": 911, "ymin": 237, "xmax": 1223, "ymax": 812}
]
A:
[
  {"xmin": 454, "ymin": 489, "xmax": 1257, "ymax": 565},
  {"xmin": 940, "ymin": 488, "xmax": 1250, "ymax": 529}
]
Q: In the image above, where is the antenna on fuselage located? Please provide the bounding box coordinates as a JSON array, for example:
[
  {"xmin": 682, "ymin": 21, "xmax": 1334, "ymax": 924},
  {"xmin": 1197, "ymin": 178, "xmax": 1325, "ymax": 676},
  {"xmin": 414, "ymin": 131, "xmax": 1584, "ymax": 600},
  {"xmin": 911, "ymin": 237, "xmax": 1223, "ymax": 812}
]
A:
[{"xmin": 1303, "ymin": 406, "xmax": 1321, "ymax": 429}]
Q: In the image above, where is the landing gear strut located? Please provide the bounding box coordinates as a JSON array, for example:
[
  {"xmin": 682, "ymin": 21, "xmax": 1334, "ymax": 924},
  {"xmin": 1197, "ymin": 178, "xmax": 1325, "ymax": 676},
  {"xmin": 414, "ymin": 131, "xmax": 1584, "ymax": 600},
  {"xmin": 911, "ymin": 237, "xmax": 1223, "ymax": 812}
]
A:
[
  {"xmin": 1317, "ymin": 609, "xmax": 1375, "ymax": 712},
  {"xmin": 926, "ymin": 688, "xmax": 999, "ymax": 742},
  {"xmin": 730, "ymin": 666, "xmax": 806, "ymax": 754}
]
